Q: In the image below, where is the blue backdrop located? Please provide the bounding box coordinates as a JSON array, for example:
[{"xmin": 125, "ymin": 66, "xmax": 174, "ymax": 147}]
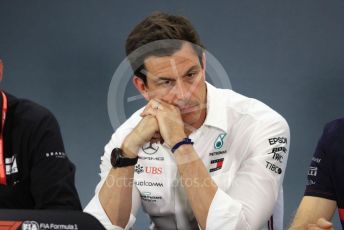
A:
[{"xmin": 1, "ymin": 0, "xmax": 343, "ymax": 228}]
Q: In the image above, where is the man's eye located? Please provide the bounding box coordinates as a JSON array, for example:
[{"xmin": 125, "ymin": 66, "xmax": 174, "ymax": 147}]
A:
[
  {"xmin": 159, "ymin": 80, "xmax": 172, "ymax": 86},
  {"xmin": 186, "ymin": 72, "xmax": 197, "ymax": 79}
]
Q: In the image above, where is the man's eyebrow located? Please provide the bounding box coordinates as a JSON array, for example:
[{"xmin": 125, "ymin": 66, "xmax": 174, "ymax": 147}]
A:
[
  {"xmin": 140, "ymin": 69, "xmax": 172, "ymax": 81},
  {"xmin": 156, "ymin": 76, "xmax": 175, "ymax": 81},
  {"xmin": 143, "ymin": 65, "xmax": 201, "ymax": 81},
  {"xmin": 154, "ymin": 66, "xmax": 200, "ymax": 80}
]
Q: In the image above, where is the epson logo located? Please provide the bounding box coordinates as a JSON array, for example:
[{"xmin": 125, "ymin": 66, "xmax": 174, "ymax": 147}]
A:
[{"xmin": 268, "ymin": 137, "xmax": 288, "ymax": 145}]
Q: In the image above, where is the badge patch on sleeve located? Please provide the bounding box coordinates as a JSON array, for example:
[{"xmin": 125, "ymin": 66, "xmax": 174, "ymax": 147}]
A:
[
  {"xmin": 209, "ymin": 158, "xmax": 224, "ymax": 172},
  {"xmin": 214, "ymin": 133, "xmax": 226, "ymax": 149}
]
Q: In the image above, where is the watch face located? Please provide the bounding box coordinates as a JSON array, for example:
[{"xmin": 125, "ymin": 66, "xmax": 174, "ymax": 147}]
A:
[
  {"xmin": 111, "ymin": 147, "xmax": 138, "ymax": 167},
  {"xmin": 111, "ymin": 148, "xmax": 121, "ymax": 167}
]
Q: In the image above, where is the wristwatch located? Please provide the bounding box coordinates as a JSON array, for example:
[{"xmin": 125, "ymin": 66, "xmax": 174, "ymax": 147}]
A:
[{"xmin": 110, "ymin": 148, "xmax": 138, "ymax": 168}]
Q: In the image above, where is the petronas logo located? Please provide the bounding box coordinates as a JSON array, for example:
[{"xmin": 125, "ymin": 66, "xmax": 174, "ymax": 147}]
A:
[{"xmin": 214, "ymin": 133, "xmax": 226, "ymax": 149}]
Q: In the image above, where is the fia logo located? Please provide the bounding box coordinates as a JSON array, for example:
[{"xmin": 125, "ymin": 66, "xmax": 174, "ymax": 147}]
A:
[
  {"xmin": 22, "ymin": 221, "xmax": 39, "ymax": 230},
  {"xmin": 214, "ymin": 133, "xmax": 226, "ymax": 149}
]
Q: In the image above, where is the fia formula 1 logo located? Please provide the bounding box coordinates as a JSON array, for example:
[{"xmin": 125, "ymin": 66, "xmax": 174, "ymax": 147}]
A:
[{"xmin": 22, "ymin": 221, "xmax": 39, "ymax": 230}]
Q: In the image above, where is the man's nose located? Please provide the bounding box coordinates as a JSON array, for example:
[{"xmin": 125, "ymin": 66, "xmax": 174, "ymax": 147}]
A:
[{"xmin": 172, "ymin": 80, "xmax": 191, "ymax": 101}]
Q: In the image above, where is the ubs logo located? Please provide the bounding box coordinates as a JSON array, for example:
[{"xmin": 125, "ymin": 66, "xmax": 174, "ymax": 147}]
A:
[
  {"xmin": 145, "ymin": 166, "xmax": 162, "ymax": 175},
  {"xmin": 135, "ymin": 164, "xmax": 163, "ymax": 175},
  {"xmin": 142, "ymin": 142, "xmax": 159, "ymax": 155},
  {"xmin": 135, "ymin": 164, "xmax": 144, "ymax": 174}
]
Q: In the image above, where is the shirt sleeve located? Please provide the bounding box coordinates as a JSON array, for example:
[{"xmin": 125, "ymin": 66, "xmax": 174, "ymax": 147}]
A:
[
  {"xmin": 29, "ymin": 111, "xmax": 82, "ymax": 210},
  {"xmin": 206, "ymin": 114, "xmax": 290, "ymax": 230},
  {"xmin": 304, "ymin": 123, "xmax": 336, "ymax": 200},
  {"xmin": 84, "ymin": 128, "xmax": 141, "ymax": 230}
]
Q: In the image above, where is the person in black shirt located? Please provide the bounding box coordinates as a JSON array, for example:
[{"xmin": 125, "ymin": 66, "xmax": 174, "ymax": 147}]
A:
[
  {"xmin": 0, "ymin": 59, "xmax": 81, "ymax": 210},
  {"xmin": 290, "ymin": 118, "xmax": 344, "ymax": 229}
]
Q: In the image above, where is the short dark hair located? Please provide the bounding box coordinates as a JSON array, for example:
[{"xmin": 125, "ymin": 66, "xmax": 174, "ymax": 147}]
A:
[{"xmin": 125, "ymin": 12, "xmax": 204, "ymax": 84}]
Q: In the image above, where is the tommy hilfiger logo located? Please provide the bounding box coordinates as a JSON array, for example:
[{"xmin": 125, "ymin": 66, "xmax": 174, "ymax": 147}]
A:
[
  {"xmin": 209, "ymin": 158, "xmax": 224, "ymax": 172},
  {"xmin": 5, "ymin": 155, "xmax": 18, "ymax": 175},
  {"xmin": 214, "ymin": 133, "xmax": 226, "ymax": 149}
]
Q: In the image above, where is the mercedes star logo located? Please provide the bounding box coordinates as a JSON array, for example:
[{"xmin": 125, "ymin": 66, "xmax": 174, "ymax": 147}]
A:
[{"xmin": 142, "ymin": 142, "xmax": 159, "ymax": 155}]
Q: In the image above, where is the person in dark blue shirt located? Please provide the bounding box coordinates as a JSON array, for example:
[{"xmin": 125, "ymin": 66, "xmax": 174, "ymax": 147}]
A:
[{"xmin": 291, "ymin": 118, "xmax": 344, "ymax": 229}]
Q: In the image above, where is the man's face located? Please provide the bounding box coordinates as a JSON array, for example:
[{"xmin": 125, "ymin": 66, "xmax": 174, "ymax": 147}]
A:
[{"xmin": 139, "ymin": 42, "xmax": 207, "ymax": 131}]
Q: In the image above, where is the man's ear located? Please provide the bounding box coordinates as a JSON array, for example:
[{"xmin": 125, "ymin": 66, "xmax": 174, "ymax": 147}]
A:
[
  {"xmin": 133, "ymin": 76, "xmax": 150, "ymax": 100},
  {"xmin": 0, "ymin": 60, "xmax": 3, "ymax": 81},
  {"xmin": 201, "ymin": 52, "xmax": 206, "ymax": 80}
]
